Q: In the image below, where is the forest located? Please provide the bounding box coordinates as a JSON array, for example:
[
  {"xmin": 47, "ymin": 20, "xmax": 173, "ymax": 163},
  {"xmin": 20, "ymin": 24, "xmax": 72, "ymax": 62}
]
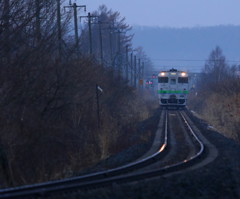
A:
[{"xmin": 0, "ymin": 0, "xmax": 156, "ymax": 187}]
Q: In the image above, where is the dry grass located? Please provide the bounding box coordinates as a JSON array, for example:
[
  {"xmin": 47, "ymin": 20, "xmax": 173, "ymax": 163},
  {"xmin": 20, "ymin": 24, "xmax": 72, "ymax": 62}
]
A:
[{"xmin": 188, "ymin": 92, "xmax": 240, "ymax": 143}]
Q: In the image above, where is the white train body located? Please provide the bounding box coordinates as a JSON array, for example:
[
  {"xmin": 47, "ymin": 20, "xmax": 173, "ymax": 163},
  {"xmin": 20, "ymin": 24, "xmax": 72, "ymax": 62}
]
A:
[{"xmin": 158, "ymin": 69, "xmax": 189, "ymax": 107}]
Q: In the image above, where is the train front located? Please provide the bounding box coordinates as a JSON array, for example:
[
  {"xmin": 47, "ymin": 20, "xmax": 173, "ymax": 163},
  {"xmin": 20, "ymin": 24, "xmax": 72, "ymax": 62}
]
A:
[{"xmin": 157, "ymin": 69, "xmax": 189, "ymax": 107}]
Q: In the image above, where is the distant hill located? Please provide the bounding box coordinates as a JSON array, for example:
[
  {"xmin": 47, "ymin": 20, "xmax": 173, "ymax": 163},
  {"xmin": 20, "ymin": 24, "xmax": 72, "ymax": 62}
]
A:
[{"xmin": 131, "ymin": 25, "xmax": 240, "ymax": 72}]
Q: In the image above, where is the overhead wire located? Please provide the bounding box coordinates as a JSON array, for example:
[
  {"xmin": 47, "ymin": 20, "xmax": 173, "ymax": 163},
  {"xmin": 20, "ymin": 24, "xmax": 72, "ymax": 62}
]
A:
[{"xmin": 151, "ymin": 58, "xmax": 240, "ymax": 63}]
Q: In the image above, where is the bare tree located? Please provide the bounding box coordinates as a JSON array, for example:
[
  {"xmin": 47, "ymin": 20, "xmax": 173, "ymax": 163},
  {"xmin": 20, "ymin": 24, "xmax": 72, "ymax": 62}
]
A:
[
  {"xmin": 0, "ymin": 1, "xmax": 155, "ymax": 187},
  {"xmin": 203, "ymin": 46, "xmax": 228, "ymax": 84}
]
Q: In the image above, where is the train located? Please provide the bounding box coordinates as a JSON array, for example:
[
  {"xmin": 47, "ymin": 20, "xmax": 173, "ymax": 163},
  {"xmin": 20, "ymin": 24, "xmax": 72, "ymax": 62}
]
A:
[{"xmin": 157, "ymin": 68, "xmax": 189, "ymax": 108}]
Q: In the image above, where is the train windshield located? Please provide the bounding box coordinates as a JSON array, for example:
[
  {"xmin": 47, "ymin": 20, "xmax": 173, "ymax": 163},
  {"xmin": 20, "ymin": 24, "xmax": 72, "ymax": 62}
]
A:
[
  {"xmin": 170, "ymin": 78, "xmax": 176, "ymax": 84},
  {"xmin": 178, "ymin": 77, "xmax": 188, "ymax": 83},
  {"xmin": 158, "ymin": 77, "xmax": 168, "ymax": 83}
]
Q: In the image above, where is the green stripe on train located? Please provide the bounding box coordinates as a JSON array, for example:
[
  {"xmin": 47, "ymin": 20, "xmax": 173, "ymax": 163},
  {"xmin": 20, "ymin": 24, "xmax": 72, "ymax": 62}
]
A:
[{"xmin": 157, "ymin": 90, "xmax": 189, "ymax": 94}]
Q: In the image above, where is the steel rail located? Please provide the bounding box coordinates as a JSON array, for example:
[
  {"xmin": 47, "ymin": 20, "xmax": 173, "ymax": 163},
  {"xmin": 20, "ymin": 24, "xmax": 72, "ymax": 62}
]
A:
[
  {"xmin": 179, "ymin": 111, "xmax": 204, "ymax": 160},
  {"xmin": 0, "ymin": 111, "xmax": 169, "ymax": 198},
  {"xmin": 48, "ymin": 110, "xmax": 205, "ymax": 189},
  {"xmin": 0, "ymin": 110, "xmax": 205, "ymax": 198},
  {"xmin": 61, "ymin": 110, "xmax": 205, "ymax": 188}
]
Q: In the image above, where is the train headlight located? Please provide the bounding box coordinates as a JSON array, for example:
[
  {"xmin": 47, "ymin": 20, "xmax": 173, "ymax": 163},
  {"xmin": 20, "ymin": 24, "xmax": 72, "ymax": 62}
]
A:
[
  {"xmin": 160, "ymin": 72, "xmax": 165, "ymax": 76},
  {"xmin": 181, "ymin": 72, "xmax": 186, "ymax": 77}
]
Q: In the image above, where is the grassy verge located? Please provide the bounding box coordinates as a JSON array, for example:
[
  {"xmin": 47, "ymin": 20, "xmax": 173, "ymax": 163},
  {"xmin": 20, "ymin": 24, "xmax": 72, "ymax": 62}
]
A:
[{"xmin": 188, "ymin": 92, "xmax": 240, "ymax": 143}]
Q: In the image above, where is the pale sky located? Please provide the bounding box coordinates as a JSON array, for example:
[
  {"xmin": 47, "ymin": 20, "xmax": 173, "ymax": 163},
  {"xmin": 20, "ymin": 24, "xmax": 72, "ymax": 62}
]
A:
[{"xmin": 75, "ymin": 0, "xmax": 240, "ymax": 27}]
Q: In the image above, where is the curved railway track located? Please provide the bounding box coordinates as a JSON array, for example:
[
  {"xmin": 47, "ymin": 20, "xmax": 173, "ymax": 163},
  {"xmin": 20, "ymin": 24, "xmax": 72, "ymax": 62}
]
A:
[{"xmin": 0, "ymin": 109, "xmax": 217, "ymax": 199}]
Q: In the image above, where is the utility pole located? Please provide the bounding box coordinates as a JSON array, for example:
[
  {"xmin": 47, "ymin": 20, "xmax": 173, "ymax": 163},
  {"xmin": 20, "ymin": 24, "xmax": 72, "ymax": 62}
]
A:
[
  {"xmin": 134, "ymin": 55, "xmax": 137, "ymax": 87},
  {"xmin": 130, "ymin": 52, "xmax": 133, "ymax": 85},
  {"xmin": 56, "ymin": 0, "xmax": 62, "ymax": 59},
  {"xmin": 108, "ymin": 25, "xmax": 128, "ymax": 77},
  {"xmin": 126, "ymin": 45, "xmax": 129, "ymax": 82},
  {"xmin": 88, "ymin": 13, "xmax": 93, "ymax": 55},
  {"xmin": 80, "ymin": 13, "xmax": 97, "ymax": 55},
  {"xmin": 73, "ymin": 3, "xmax": 79, "ymax": 48},
  {"xmin": 99, "ymin": 22, "xmax": 103, "ymax": 64},
  {"xmin": 117, "ymin": 30, "xmax": 121, "ymax": 79},
  {"xmin": 109, "ymin": 29, "xmax": 113, "ymax": 65},
  {"xmin": 117, "ymin": 30, "xmax": 121, "ymax": 53},
  {"xmin": 138, "ymin": 58, "xmax": 141, "ymax": 76},
  {"xmin": 35, "ymin": 0, "xmax": 41, "ymax": 43},
  {"xmin": 138, "ymin": 58, "xmax": 141, "ymax": 89},
  {"xmin": 97, "ymin": 21, "xmax": 109, "ymax": 65},
  {"xmin": 142, "ymin": 62, "xmax": 145, "ymax": 90},
  {"xmin": 91, "ymin": 20, "xmax": 110, "ymax": 65},
  {"xmin": 3, "ymin": 0, "xmax": 10, "ymax": 63},
  {"xmin": 112, "ymin": 29, "xmax": 125, "ymax": 79},
  {"xmin": 142, "ymin": 61, "xmax": 145, "ymax": 82},
  {"xmin": 65, "ymin": 2, "xmax": 86, "ymax": 52},
  {"xmin": 108, "ymin": 25, "xmax": 122, "ymax": 68}
]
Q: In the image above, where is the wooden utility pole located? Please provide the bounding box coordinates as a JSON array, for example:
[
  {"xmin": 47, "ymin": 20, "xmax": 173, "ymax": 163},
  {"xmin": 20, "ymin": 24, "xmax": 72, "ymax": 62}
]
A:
[
  {"xmin": 99, "ymin": 22, "xmax": 103, "ymax": 64},
  {"xmin": 57, "ymin": 0, "xmax": 62, "ymax": 59},
  {"xmin": 91, "ymin": 20, "xmax": 110, "ymax": 65},
  {"xmin": 114, "ymin": 30, "xmax": 126, "ymax": 79},
  {"xmin": 130, "ymin": 53, "xmax": 133, "ymax": 85},
  {"xmin": 142, "ymin": 61, "xmax": 145, "ymax": 81},
  {"xmin": 88, "ymin": 12, "xmax": 93, "ymax": 55},
  {"xmin": 65, "ymin": 2, "xmax": 86, "ymax": 51},
  {"xmin": 117, "ymin": 30, "xmax": 121, "ymax": 79},
  {"xmin": 138, "ymin": 58, "xmax": 141, "ymax": 89},
  {"xmin": 126, "ymin": 45, "xmax": 129, "ymax": 82},
  {"xmin": 73, "ymin": 3, "xmax": 78, "ymax": 48},
  {"xmin": 80, "ymin": 13, "xmax": 98, "ymax": 55},
  {"xmin": 35, "ymin": 0, "xmax": 41, "ymax": 42},
  {"xmin": 141, "ymin": 61, "xmax": 145, "ymax": 90},
  {"xmin": 109, "ymin": 29, "xmax": 113, "ymax": 65},
  {"xmin": 134, "ymin": 55, "xmax": 137, "ymax": 87},
  {"xmin": 3, "ymin": 0, "xmax": 10, "ymax": 63},
  {"xmin": 117, "ymin": 30, "xmax": 121, "ymax": 53}
]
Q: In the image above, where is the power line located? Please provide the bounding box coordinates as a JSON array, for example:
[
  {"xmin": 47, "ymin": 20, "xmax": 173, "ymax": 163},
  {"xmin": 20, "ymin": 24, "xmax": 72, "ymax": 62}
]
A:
[{"xmin": 152, "ymin": 58, "xmax": 240, "ymax": 63}]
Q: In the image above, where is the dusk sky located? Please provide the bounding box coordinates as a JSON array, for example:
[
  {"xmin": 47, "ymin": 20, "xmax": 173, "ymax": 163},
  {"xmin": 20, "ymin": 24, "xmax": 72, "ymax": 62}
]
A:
[{"xmin": 77, "ymin": 0, "xmax": 240, "ymax": 27}]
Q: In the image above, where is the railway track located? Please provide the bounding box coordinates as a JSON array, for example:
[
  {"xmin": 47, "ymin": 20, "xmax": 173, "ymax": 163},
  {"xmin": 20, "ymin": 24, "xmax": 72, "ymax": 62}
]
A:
[{"xmin": 0, "ymin": 109, "xmax": 217, "ymax": 199}]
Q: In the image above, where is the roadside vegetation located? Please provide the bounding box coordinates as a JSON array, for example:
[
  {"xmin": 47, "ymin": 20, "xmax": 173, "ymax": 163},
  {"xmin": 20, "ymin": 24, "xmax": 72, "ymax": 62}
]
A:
[
  {"xmin": 188, "ymin": 46, "xmax": 240, "ymax": 143},
  {"xmin": 0, "ymin": 1, "xmax": 157, "ymax": 187}
]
